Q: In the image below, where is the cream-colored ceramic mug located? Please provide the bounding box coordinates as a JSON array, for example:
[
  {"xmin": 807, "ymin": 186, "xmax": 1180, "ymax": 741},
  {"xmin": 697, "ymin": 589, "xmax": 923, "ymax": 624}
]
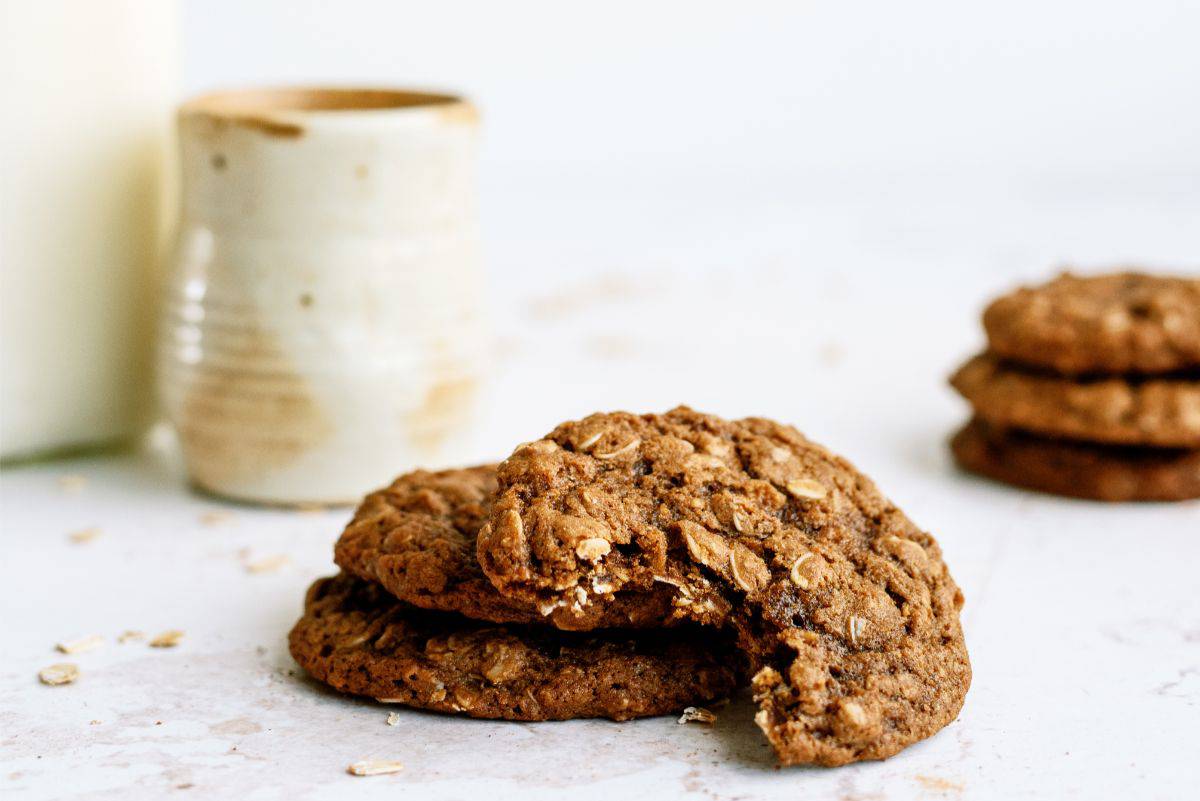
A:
[{"xmin": 159, "ymin": 88, "xmax": 485, "ymax": 504}]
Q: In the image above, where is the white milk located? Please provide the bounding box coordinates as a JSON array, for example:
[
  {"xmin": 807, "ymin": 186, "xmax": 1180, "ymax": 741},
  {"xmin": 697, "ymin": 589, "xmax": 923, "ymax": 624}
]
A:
[{"xmin": 0, "ymin": 0, "xmax": 177, "ymax": 459}]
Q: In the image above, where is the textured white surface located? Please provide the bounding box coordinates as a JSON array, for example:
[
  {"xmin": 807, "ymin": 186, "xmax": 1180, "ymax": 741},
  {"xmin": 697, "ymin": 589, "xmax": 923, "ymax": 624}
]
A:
[{"xmin": 3, "ymin": 182, "xmax": 1199, "ymax": 800}]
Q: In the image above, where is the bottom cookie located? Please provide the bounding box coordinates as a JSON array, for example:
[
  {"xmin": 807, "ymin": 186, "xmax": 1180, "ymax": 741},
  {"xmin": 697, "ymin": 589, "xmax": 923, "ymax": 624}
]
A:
[
  {"xmin": 951, "ymin": 418, "xmax": 1200, "ymax": 502},
  {"xmin": 289, "ymin": 574, "xmax": 740, "ymax": 721}
]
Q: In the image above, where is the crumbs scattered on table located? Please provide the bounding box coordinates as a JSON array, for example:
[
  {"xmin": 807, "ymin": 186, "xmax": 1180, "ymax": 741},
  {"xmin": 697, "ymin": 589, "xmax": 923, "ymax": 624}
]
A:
[
  {"xmin": 56, "ymin": 635, "xmax": 103, "ymax": 654},
  {"xmin": 245, "ymin": 554, "xmax": 290, "ymax": 574},
  {"xmin": 677, "ymin": 706, "xmax": 717, "ymax": 725},
  {"xmin": 117, "ymin": 630, "xmax": 145, "ymax": 644},
  {"xmin": 68, "ymin": 527, "xmax": 101, "ymax": 544},
  {"xmin": 39, "ymin": 663, "xmax": 80, "ymax": 686},
  {"xmin": 89, "ymin": 720, "xmax": 102, "ymax": 725},
  {"xmin": 914, "ymin": 774, "xmax": 966, "ymax": 794},
  {"xmin": 149, "ymin": 630, "xmax": 185, "ymax": 648},
  {"xmin": 386, "ymin": 712, "xmax": 401, "ymax": 726},
  {"xmin": 199, "ymin": 510, "xmax": 236, "ymax": 526},
  {"xmin": 347, "ymin": 760, "xmax": 405, "ymax": 776}
]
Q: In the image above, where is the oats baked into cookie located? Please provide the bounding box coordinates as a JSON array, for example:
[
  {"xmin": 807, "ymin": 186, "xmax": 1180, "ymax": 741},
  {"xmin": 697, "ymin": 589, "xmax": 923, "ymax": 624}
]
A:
[
  {"xmin": 951, "ymin": 418, "xmax": 1200, "ymax": 502},
  {"xmin": 288, "ymin": 574, "xmax": 740, "ymax": 721},
  {"xmin": 334, "ymin": 466, "xmax": 676, "ymax": 630},
  {"xmin": 982, "ymin": 271, "xmax": 1200, "ymax": 375},
  {"xmin": 950, "ymin": 352, "xmax": 1200, "ymax": 448},
  {"xmin": 477, "ymin": 407, "xmax": 971, "ymax": 766},
  {"xmin": 333, "ymin": 462, "xmax": 681, "ymax": 633}
]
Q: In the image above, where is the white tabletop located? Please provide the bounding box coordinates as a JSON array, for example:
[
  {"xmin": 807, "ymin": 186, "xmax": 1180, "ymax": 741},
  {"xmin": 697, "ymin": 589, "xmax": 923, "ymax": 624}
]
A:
[{"xmin": 3, "ymin": 177, "xmax": 1198, "ymax": 800}]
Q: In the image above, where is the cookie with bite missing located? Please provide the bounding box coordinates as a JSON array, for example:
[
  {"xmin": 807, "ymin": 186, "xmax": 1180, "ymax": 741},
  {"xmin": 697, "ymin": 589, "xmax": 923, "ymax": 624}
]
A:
[
  {"xmin": 334, "ymin": 465, "xmax": 677, "ymax": 631},
  {"xmin": 982, "ymin": 271, "xmax": 1200, "ymax": 376},
  {"xmin": 288, "ymin": 574, "xmax": 739, "ymax": 721},
  {"xmin": 477, "ymin": 407, "xmax": 971, "ymax": 766},
  {"xmin": 950, "ymin": 417, "xmax": 1200, "ymax": 502}
]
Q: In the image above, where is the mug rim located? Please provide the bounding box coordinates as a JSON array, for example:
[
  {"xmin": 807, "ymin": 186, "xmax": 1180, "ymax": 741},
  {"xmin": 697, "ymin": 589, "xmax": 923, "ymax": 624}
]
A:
[
  {"xmin": 178, "ymin": 86, "xmax": 477, "ymax": 136},
  {"xmin": 181, "ymin": 86, "xmax": 468, "ymax": 116}
]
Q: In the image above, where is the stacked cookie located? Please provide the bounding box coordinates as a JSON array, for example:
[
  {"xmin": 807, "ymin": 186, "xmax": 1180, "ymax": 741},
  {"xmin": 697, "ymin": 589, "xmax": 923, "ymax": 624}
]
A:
[
  {"xmin": 290, "ymin": 407, "xmax": 971, "ymax": 766},
  {"xmin": 950, "ymin": 272, "xmax": 1200, "ymax": 501}
]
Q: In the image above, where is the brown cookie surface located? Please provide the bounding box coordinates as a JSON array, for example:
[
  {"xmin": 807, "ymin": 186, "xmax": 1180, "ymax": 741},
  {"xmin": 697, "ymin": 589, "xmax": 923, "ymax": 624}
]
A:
[
  {"xmin": 950, "ymin": 418, "xmax": 1200, "ymax": 502},
  {"xmin": 288, "ymin": 574, "xmax": 740, "ymax": 721},
  {"xmin": 334, "ymin": 465, "xmax": 676, "ymax": 630},
  {"xmin": 982, "ymin": 271, "xmax": 1200, "ymax": 375},
  {"xmin": 478, "ymin": 407, "xmax": 971, "ymax": 766},
  {"xmin": 950, "ymin": 352, "xmax": 1200, "ymax": 448}
]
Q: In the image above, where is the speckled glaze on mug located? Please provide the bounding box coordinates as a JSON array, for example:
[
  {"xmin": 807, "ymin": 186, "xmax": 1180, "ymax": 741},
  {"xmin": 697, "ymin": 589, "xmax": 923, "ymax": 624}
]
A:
[{"xmin": 159, "ymin": 88, "xmax": 485, "ymax": 504}]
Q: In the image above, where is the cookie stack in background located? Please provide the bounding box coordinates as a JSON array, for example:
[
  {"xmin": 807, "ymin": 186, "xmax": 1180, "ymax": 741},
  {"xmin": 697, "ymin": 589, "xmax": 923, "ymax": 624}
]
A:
[
  {"xmin": 289, "ymin": 407, "xmax": 972, "ymax": 767},
  {"xmin": 950, "ymin": 272, "xmax": 1200, "ymax": 501}
]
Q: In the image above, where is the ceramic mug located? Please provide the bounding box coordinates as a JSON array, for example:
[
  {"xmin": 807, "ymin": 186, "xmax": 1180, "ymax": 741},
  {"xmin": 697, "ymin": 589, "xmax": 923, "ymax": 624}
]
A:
[{"xmin": 159, "ymin": 88, "xmax": 485, "ymax": 504}]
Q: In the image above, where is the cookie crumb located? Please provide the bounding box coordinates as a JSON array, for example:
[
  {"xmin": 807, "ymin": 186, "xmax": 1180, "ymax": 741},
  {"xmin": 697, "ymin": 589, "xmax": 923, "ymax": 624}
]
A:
[
  {"xmin": 914, "ymin": 774, "xmax": 965, "ymax": 794},
  {"xmin": 89, "ymin": 720, "xmax": 102, "ymax": 725},
  {"xmin": 39, "ymin": 663, "xmax": 79, "ymax": 685},
  {"xmin": 245, "ymin": 554, "xmax": 290, "ymax": 574},
  {"xmin": 58, "ymin": 475, "xmax": 88, "ymax": 493},
  {"xmin": 677, "ymin": 706, "xmax": 717, "ymax": 725},
  {"xmin": 818, "ymin": 341, "xmax": 845, "ymax": 367},
  {"xmin": 199, "ymin": 511, "xmax": 235, "ymax": 526},
  {"xmin": 68, "ymin": 527, "xmax": 101, "ymax": 544},
  {"xmin": 385, "ymin": 712, "xmax": 401, "ymax": 726},
  {"xmin": 118, "ymin": 630, "xmax": 145, "ymax": 644},
  {"xmin": 149, "ymin": 630, "xmax": 185, "ymax": 648},
  {"xmin": 56, "ymin": 635, "xmax": 103, "ymax": 654},
  {"xmin": 347, "ymin": 760, "xmax": 404, "ymax": 776}
]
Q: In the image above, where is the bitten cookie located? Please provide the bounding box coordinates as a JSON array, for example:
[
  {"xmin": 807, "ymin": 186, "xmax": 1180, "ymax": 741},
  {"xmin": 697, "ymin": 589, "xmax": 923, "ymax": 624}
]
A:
[
  {"xmin": 950, "ymin": 418, "xmax": 1200, "ymax": 502},
  {"xmin": 288, "ymin": 574, "xmax": 740, "ymax": 721},
  {"xmin": 477, "ymin": 407, "xmax": 971, "ymax": 766},
  {"xmin": 950, "ymin": 352, "xmax": 1200, "ymax": 448},
  {"xmin": 982, "ymin": 271, "xmax": 1200, "ymax": 375},
  {"xmin": 334, "ymin": 465, "xmax": 677, "ymax": 630}
]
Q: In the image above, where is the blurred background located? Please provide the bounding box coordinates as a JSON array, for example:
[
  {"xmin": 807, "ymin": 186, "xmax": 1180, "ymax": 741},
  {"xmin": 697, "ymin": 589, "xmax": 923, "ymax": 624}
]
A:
[
  {"xmin": 3, "ymin": 0, "xmax": 1199, "ymax": 499},
  {"xmin": 3, "ymin": 9, "xmax": 1199, "ymax": 796}
]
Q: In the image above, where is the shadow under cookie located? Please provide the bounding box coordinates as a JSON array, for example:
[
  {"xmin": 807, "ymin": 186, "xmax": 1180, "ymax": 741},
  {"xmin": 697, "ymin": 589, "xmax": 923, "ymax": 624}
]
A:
[{"xmin": 950, "ymin": 418, "xmax": 1200, "ymax": 502}]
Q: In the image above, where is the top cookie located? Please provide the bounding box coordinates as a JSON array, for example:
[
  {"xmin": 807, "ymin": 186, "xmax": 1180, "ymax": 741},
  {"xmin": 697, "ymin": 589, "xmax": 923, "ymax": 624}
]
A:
[
  {"xmin": 983, "ymin": 271, "xmax": 1200, "ymax": 375},
  {"xmin": 334, "ymin": 465, "xmax": 676, "ymax": 631},
  {"xmin": 478, "ymin": 407, "xmax": 971, "ymax": 766}
]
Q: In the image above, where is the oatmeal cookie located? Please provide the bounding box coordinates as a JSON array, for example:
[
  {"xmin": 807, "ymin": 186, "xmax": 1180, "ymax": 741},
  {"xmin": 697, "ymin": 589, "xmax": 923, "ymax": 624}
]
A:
[
  {"xmin": 982, "ymin": 271, "xmax": 1200, "ymax": 375},
  {"xmin": 334, "ymin": 466, "xmax": 676, "ymax": 630},
  {"xmin": 288, "ymin": 574, "xmax": 740, "ymax": 721},
  {"xmin": 950, "ymin": 352, "xmax": 1200, "ymax": 448},
  {"xmin": 477, "ymin": 407, "xmax": 971, "ymax": 765},
  {"xmin": 950, "ymin": 418, "xmax": 1200, "ymax": 502}
]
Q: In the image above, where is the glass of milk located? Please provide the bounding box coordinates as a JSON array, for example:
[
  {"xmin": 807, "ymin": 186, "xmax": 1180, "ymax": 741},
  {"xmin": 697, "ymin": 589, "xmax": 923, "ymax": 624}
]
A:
[{"xmin": 0, "ymin": 0, "xmax": 177, "ymax": 460}]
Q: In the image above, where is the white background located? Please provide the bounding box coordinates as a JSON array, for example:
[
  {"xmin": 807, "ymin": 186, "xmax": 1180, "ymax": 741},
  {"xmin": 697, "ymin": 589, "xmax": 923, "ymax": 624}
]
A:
[
  {"xmin": 184, "ymin": 0, "xmax": 1200, "ymax": 176},
  {"xmin": 4, "ymin": 3, "xmax": 1199, "ymax": 800}
]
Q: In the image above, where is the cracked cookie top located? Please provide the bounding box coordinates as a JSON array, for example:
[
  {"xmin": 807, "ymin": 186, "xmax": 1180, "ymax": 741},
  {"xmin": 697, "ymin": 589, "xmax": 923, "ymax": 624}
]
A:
[{"xmin": 478, "ymin": 406, "xmax": 971, "ymax": 765}]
